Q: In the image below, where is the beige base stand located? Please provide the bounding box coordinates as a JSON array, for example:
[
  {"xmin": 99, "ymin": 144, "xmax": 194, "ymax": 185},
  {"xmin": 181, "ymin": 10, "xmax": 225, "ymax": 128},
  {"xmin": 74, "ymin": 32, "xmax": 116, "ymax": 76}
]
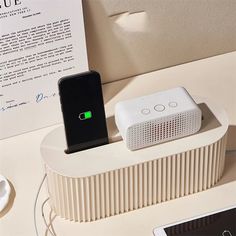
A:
[{"xmin": 41, "ymin": 97, "xmax": 228, "ymax": 222}]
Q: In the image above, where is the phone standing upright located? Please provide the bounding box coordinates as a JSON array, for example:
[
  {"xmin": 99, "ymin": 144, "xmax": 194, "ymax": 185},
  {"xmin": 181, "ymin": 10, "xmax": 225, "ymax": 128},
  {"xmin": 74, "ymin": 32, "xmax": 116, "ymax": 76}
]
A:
[{"xmin": 58, "ymin": 71, "xmax": 109, "ymax": 154}]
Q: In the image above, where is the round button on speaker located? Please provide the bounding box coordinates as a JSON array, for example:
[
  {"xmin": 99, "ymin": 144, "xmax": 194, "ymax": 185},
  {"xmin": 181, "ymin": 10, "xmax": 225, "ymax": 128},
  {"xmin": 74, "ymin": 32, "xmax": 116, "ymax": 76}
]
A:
[
  {"xmin": 169, "ymin": 101, "xmax": 178, "ymax": 108},
  {"xmin": 154, "ymin": 104, "xmax": 165, "ymax": 112},
  {"xmin": 141, "ymin": 108, "xmax": 150, "ymax": 115}
]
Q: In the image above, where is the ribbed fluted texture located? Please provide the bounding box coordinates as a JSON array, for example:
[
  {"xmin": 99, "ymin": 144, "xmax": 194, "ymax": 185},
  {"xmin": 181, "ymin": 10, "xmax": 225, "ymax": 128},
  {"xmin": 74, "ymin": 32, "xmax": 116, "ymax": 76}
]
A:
[{"xmin": 45, "ymin": 135, "xmax": 227, "ymax": 222}]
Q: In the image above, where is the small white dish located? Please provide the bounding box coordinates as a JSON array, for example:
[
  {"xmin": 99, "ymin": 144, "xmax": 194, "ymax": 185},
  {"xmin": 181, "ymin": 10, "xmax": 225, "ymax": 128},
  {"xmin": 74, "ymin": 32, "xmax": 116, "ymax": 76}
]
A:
[{"xmin": 0, "ymin": 175, "xmax": 11, "ymax": 212}]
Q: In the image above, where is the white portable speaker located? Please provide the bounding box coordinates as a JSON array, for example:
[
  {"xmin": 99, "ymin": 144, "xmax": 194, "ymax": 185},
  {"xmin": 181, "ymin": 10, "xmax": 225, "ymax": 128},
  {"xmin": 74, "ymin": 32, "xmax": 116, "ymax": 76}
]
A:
[{"xmin": 115, "ymin": 87, "xmax": 202, "ymax": 150}]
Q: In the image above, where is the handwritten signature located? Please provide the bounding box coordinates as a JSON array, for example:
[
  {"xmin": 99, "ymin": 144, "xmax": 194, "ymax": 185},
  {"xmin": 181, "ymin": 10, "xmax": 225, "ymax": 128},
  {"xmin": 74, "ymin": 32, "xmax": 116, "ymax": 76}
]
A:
[
  {"xmin": 36, "ymin": 92, "xmax": 58, "ymax": 103},
  {"xmin": 0, "ymin": 92, "xmax": 58, "ymax": 112},
  {"xmin": 0, "ymin": 101, "xmax": 29, "ymax": 112}
]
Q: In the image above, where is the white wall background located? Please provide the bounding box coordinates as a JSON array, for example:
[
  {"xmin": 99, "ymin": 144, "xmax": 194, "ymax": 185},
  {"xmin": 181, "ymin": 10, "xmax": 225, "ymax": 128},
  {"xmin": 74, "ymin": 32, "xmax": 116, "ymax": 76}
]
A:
[{"xmin": 83, "ymin": 0, "xmax": 236, "ymax": 83}]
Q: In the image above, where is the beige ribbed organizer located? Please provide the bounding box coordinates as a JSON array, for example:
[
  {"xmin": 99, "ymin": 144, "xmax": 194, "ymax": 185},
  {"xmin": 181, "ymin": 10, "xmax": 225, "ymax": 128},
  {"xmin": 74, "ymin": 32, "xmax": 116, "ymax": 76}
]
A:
[{"xmin": 41, "ymin": 97, "xmax": 228, "ymax": 222}]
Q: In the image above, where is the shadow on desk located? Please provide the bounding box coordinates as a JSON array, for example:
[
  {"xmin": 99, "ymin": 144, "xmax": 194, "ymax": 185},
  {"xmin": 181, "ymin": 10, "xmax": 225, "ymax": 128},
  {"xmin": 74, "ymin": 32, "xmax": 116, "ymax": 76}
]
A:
[
  {"xmin": 216, "ymin": 151, "xmax": 236, "ymax": 186},
  {"xmin": 227, "ymin": 125, "xmax": 236, "ymax": 150}
]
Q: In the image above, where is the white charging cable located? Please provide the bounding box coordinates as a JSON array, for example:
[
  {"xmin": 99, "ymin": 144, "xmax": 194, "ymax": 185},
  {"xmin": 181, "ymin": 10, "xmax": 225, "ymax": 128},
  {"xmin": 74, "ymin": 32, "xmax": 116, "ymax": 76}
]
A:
[
  {"xmin": 34, "ymin": 174, "xmax": 46, "ymax": 236},
  {"xmin": 41, "ymin": 198, "xmax": 57, "ymax": 236},
  {"xmin": 34, "ymin": 174, "xmax": 58, "ymax": 236}
]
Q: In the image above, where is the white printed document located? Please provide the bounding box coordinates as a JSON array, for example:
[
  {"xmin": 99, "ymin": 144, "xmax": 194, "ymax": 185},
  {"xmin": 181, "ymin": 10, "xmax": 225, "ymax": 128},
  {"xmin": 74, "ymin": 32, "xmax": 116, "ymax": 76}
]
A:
[{"xmin": 0, "ymin": 0, "xmax": 88, "ymax": 139}]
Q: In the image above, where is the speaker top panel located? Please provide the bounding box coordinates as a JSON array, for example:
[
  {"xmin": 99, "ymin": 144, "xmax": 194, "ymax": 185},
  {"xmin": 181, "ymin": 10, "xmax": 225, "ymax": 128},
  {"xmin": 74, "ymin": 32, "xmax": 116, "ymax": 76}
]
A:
[{"xmin": 115, "ymin": 87, "xmax": 201, "ymax": 129}]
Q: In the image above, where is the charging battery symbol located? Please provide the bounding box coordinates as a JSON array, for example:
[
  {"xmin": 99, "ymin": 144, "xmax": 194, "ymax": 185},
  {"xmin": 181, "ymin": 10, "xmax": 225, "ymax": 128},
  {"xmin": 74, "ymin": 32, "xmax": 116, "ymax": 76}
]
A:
[{"xmin": 79, "ymin": 111, "xmax": 92, "ymax": 120}]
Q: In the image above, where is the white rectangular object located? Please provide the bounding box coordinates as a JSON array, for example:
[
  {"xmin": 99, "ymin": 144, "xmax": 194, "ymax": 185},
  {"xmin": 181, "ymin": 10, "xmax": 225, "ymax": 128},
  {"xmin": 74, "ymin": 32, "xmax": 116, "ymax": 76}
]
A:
[
  {"xmin": 0, "ymin": 0, "xmax": 88, "ymax": 139},
  {"xmin": 115, "ymin": 87, "xmax": 202, "ymax": 150}
]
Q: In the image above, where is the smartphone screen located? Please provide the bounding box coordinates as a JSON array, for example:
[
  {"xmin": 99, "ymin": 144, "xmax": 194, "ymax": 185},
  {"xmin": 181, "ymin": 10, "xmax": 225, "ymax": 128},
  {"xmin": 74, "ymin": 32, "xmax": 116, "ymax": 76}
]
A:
[
  {"xmin": 154, "ymin": 207, "xmax": 236, "ymax": 236},
  {"xmin": 58, "ymin": 71, "xmax": 108, "ymax": 153}
]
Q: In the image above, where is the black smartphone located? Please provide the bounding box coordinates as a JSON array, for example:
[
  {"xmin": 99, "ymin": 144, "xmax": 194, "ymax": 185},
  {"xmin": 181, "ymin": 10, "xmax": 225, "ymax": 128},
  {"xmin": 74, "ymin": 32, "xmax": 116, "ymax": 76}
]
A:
[
  {"xmin": 58, "ymin": 71, "xmax": 109, "ymax": 154},
  {"xmin": 153, "ymin": 206, "xmax": 236, "ymax": 236}
]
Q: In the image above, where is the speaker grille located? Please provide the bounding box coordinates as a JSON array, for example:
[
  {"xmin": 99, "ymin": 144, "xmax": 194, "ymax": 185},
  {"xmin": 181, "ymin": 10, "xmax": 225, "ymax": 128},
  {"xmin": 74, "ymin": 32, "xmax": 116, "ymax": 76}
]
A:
[{"xmin": 127, "ymin": 110, "xmax": 201, "ymax": 150}]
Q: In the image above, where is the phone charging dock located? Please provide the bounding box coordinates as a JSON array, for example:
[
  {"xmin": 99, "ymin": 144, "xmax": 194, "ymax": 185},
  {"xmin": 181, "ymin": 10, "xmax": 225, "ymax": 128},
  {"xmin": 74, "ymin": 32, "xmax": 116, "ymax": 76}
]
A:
[{"xmin": 41, "ymin": 96, "xmax": 228, "ymax": 222}]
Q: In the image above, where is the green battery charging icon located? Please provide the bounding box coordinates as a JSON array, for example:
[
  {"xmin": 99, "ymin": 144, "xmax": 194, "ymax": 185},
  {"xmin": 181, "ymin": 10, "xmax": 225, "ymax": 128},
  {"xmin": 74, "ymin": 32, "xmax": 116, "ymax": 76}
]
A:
[{"xmin": 79, "ymin": 111, "xmax": 92, "ymax": 120}]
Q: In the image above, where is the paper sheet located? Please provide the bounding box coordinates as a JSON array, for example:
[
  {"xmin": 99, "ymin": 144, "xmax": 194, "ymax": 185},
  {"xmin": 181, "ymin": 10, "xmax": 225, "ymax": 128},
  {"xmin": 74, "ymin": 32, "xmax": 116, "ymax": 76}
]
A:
[{"xmin": 0, "ymin": 0, "xmax": 88, "ymax": 139}]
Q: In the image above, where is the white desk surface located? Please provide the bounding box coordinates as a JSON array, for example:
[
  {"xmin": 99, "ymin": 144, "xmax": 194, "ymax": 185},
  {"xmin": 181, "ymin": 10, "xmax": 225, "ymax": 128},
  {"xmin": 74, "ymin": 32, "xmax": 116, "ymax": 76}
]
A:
[{"xmin": 1, "ymin": 52, "xmax": 236, "ymax": 236}]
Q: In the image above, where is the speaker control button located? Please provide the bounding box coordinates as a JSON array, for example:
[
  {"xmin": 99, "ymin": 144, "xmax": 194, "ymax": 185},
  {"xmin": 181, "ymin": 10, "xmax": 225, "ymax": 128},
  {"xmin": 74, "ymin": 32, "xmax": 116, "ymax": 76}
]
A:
[
  {"xmin": 169, "ymin": 101, "xmax": 178, "ymax": 108},
  {"xmin": 141, "ymin": 108, "xmax": 150, "ymax": 115},
  {"xmin": 154, "ymin": 104, "xmax": 165, "ymax": 112}
]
